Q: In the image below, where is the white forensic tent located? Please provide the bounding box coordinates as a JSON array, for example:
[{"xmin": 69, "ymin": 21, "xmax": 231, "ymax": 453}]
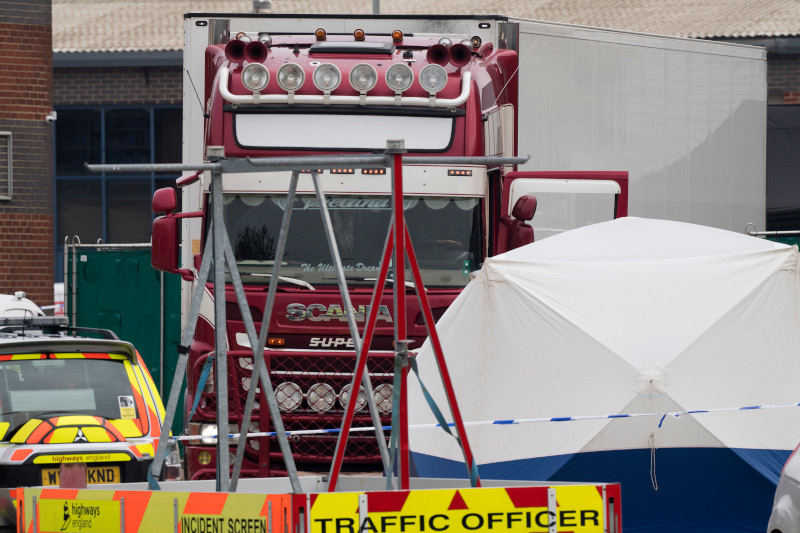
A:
[{"xmin": 408, "ymin": 217, "xmax": 800, "ymax": 533}]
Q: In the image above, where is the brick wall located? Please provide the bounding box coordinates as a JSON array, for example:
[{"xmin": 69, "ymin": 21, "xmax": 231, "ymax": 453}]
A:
[
  {"xmin": 54, "ymin": 66, "xmax": 182, "ymax": 107},
  {"xmin": 768, "ymin": 53, "xmax": 800, "ymax": 104},
  {"xmin": 0, "ymin": 0, "xmax": 53, "ymax": 305}
]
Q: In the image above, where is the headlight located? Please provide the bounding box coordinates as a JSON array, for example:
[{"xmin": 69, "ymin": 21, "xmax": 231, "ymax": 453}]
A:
[
  {"xmin": 419, "ymin": 64, "xmax": 448, "ymax": 94},
  {"xmin": 349, "ymin": 63, "xmax": 377, "ymax": 92},
  {"xmin": 340, "ymin": 384, "xmax": 367, "ymax": 411},
  {"xmin": 242, "ymin": 63, "xmax": 269, "ymax": 92},
  {"xmin": 200, "ymin": 423, "xmax": 219, "ymax": 445},
  {"xmin": 277, "ymin": 63, "xmax": 305, "ymax": 92},
  {"xmin": 198, "ymin": 423, "xmax": 237, "ymax": 445},
  {"xmin": 307, "ymin": 383, "xmax": 336, "ymax": 412},
  {"xmin": 373, "ymin": 384, "xmax": 394, "ymax": 414},
  {"xmin": 385, "ymin": 64, "xmax": 414, "ymax": 93},
  {"xmin": 275, "ymin": 382, "xmax": 302, "ymax": 412},
  {"xmin": 313, "ymin": 63, "xmax": 341, "ymax": 92}
]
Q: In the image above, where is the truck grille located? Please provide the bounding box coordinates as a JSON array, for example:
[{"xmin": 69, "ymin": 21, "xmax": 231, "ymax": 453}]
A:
[{"xmin": 190, "ymin": 350, "xmax": 394, "ymax": 474}]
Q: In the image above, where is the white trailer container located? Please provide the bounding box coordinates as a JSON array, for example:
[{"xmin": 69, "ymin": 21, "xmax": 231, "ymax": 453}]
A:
[{"xmin": 506, "ymin": 17, "xmax": 766, "ymax": 233}]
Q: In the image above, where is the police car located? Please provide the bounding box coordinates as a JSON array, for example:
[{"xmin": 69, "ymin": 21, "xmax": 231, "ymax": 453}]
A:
[{"xmin": 0, "ymin": 316, "xmax": 179, "ymax": 524}]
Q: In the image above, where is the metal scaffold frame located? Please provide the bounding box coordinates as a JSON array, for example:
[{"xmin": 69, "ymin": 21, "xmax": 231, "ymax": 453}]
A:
[{"xmin": 88, "ymin": 142, "xmax": 527, "ymax": 494}]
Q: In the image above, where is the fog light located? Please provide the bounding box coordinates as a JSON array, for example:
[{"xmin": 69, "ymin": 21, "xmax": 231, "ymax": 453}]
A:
[
  {"xmin": 198, "ymin": 451, "xmax": 212, "ymax": 465},
  {"xmin": 374, "ymin": 384, "xmax": 393, "ymax": 414},
  {"xmin": 340, "ymin": 384, "xmax": 367, "ymax": 411},
  {"xmin": 275, "ymin": 382, "xmax": 302, "ymax": 412},
  {"xmin": 308, "ymin": 383, "xmax": 336, "ymax": 412}
]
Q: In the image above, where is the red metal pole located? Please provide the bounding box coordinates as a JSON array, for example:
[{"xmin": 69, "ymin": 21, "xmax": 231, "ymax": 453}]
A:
[
  {"xmin": 404, "ymin": 226, "xmax": 481, "ymax": 487},
  {"xmin": 327, "ymin": 232, "xmax": 394, "ymax": 491},
  {"xmin": 389, "ymin": 144, "xmax": 410, "ymax": 490}
]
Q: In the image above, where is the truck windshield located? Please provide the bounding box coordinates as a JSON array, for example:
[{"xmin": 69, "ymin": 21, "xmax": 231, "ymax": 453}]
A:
[
  {"xmin": 223, "ymin": 194, "xmax": 483, "ymax": 288},
  {"xmin": 0, "ymin": 356, "xmax": 137, "ymax": 431}
]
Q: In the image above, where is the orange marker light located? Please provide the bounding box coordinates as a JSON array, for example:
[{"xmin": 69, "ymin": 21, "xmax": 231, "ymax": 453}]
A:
[
  {"xmin": 268, "ymin": 338, "xmax": 285, "ymax": 346},
  {"xmin": 354, "ymin": 29, "xmax": 366, "ymax": 41},
  {"xmin": 315, "ymin": 28, "xmax": 327, "ymax": 40},
  {"xmin": 392, "ymin": 29, "xmax": 404, "ymax": 42}
]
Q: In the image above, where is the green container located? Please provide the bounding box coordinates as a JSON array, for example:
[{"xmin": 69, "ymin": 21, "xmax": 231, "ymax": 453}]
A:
[{"xmin": 65, "ymin": 246, "xmax": 185, "ymax": 435}]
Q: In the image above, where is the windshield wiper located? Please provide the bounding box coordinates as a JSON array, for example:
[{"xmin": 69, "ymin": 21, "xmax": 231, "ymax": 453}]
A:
[{"xmin": 249, "ymin": 273, "xmax": 315, "ymax": 290}]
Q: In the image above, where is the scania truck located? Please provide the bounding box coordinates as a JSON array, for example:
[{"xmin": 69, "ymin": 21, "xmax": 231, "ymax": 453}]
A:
[{"xmin": 150, "ymin": 14, "xmax": 765, "ymax": 480}]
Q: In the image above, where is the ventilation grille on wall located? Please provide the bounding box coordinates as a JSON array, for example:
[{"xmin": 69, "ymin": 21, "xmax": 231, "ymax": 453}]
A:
[{"xmin": 0, "ymin": 132, "xmax": 11, "ymax": 200}]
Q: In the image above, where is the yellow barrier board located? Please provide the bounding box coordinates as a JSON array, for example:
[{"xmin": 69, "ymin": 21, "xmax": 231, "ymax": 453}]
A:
[
  {"xmin": 308, "ymin": 484, "xmax": 618, "ymax": 533},
  {"xmin": 16, "ymin": 483, "xmax": 621, "ymax": 533},
  {"xmin": 18, "ymin": 488, "xmax": 293, "ymax": 533}
]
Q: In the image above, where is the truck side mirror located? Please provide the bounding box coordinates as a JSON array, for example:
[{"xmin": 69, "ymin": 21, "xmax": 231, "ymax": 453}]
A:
[
  {"xmin": 151, "ymin": 188, "xmax": 193, "ymax": 281},
  {"xmin": 153, "ymin": 187, "xmax": 177, "ymax": 213},
  {"xmin": 512, "ymin": 195, "xmax": 537, "ymax": 221},
  {"xmin": 501, "ymin": 195, "xmax": 537, "ymax": 250}
]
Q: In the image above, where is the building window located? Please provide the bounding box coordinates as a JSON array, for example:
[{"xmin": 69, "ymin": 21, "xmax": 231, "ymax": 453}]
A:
[{"xmin": 54, "ymin": 106, "xmax": 182, "ymax": 280}]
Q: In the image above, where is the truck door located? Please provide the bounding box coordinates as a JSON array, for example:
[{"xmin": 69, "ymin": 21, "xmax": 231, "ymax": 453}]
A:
[{"xmin": 499, "ymin": 171, "xmax": 628, "ymax": 252}]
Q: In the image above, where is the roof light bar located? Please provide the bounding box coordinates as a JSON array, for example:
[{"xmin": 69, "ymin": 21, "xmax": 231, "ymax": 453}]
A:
[{"xmin": 219, "ymin": 67, "xmax": 471, "ymax": 108}]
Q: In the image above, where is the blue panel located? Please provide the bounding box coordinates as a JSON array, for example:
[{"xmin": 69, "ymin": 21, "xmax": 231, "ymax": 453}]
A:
[{"xmin": 411, "ymin": 447, "xmax": 789, "ymax": 533}]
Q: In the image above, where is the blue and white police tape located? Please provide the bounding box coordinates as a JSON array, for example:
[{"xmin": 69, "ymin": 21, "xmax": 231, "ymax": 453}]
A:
[{"xmin": 169, "ymin": 399, "xmax": 800, "ymax": 442}]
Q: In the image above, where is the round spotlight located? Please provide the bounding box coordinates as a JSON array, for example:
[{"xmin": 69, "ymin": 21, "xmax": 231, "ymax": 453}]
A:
[
  {"xmin": 278, "ymin": 63, "xmax": 305, "ymax": 91},
  {"xmin": 308, "ymin": 383, "xmax": 336, "ymax": 412},
  {"xmin": 242, "ymin": 63, "xmax": 269, "ymax": 92},
  {"xmin": 470, "ymin": 35, "xmax": 482, "ymax": 48},
  {"xmin": 340, "ymin": 384, "xmax": 367, "ymax": 411},
  {"xmin": 349, "ymin": 63, "xmax": 377, "ymax": 92},
  {"xmin": 373, "ymin": 384, "xmax": 394, "ymax": 414},
  {"xmin": 385, "ymin": 63, "xmax": 414, "ymax": 92},
  {"xmin": 419, "ymin": 64, "xmax": 448, "ymax": 94},
  {"xmin": 313, "ymin": 63, "xmax": 341, "ymax": 92},
  {"xmin": 275, "ymin": 382, "xmax": 302, "ymax": 412},
  {"xmin": 438, "ymin": 38, "xmax": 453, "ymax": 47}
]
